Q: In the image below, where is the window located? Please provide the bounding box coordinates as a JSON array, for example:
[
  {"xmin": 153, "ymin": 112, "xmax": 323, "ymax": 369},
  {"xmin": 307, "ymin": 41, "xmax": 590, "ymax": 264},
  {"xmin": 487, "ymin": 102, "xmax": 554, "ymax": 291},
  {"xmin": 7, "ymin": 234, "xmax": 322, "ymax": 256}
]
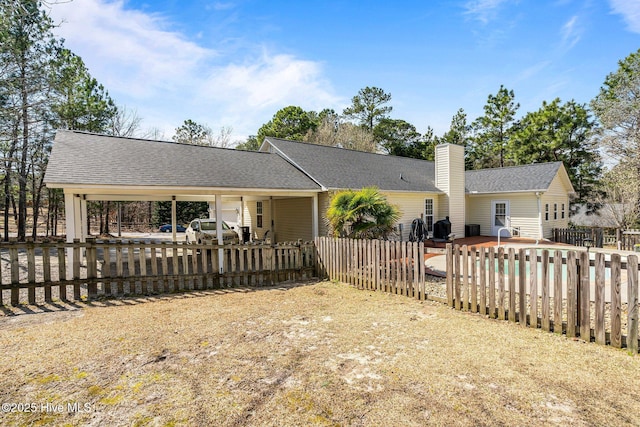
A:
[
  {"xmin": 424, "ymin": 199, "xmax": 434, "ymax": 233},
  {"xmin": 545, "ymin": 204, "xmax": 549, "ymax": 221},
  {"xmin": 561, "ymin": 203, "xmax": 565, "ymax": 219},
  {"xmin": 494, "ymin": 202, "xmax": 507, "ymax": 226},
  {"xmin": 256, "ymin": 201, "xmax": 263, "ymax": 228},
  {"xmin": 554, "ymin": 203, "xmax": 558, "ymax": 220}
]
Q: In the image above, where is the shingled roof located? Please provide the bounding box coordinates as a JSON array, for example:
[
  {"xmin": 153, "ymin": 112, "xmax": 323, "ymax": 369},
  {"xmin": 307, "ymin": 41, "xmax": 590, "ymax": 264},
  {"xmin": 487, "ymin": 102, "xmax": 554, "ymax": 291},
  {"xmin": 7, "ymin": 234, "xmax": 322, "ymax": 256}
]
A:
[
  {"xmin": 44, "ymin": 130, "xmax": 321, "ymax": 191},
  {"xmin": 263, "ymin": 137, "xmax": 441, "ymax": 192},
  {"xmin": 45, "ymin": 131, "xmax": 569, "ymax": 196},
  {"xmin": 464, "ymin": 162, "xmax": 565, "ymax": 194}
]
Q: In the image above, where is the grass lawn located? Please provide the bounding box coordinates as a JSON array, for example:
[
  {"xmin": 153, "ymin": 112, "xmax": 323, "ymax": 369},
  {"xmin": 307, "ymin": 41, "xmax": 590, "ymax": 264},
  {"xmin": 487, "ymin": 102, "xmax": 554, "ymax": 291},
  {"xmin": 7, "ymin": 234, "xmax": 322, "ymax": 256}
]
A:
[{"xmin": 1, "ymin": 280, "xmax": 640, "ymax": 426}]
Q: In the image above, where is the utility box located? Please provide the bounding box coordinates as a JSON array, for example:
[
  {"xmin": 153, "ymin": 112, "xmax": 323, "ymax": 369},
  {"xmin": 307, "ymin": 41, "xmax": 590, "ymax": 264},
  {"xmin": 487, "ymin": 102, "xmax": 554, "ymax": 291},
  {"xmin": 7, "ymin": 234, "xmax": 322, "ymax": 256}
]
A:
[{"xmin": 465, "ymin": 224, "xmax": 480, "ymax": 237}]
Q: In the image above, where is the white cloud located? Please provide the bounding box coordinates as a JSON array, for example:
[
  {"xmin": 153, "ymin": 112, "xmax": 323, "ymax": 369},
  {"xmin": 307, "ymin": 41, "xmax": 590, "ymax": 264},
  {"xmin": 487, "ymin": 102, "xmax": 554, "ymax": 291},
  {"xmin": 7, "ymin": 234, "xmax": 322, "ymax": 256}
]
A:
[
  {"xmin": 47, "ymin": 0, "xmax": 339, "ymax": 140},
  {"xmin": 204, "ymin": 52, "xmax": 338, "ymax": 110},
  {"xmin": 560, "ymin": 15, "xmax": 582, "ymax": 50},
  {"xmin": 516, "ymin": 61, "xmax": 552, "ymax": 82},
  {"xmin": 49, "ymin": 0, "xmax": 213, "ymax": 97},
  {"xmin": 463, "ymin": 0, "xmax": 509, "ymax": 24},
  {"xmin": 609, "ymin": 0, "xmax": 640, "ymax": 33},
  {"xmin": 211, "ymin": 2, "xmax": 236, "ymax": 11}
]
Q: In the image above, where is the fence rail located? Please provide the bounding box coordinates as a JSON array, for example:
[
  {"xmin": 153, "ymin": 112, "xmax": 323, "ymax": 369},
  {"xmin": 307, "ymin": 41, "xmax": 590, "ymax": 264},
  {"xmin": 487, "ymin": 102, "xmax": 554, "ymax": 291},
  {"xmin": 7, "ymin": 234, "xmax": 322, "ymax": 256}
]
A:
[
  {"xmin": 0, "ymin": 238, "xmax": 315, "ymax": 306},
  {"xmin": 445, "ymin": 244, "xmax": 640, "ymax": 353}
]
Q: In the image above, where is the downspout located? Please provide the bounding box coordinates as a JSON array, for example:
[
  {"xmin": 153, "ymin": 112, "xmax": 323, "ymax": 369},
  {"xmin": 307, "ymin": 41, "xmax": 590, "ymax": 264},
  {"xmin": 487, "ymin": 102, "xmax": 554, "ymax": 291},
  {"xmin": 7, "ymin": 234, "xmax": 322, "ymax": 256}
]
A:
[{"xmin": 536, "ymin": 192, "xmax": 543, "ymax": 240}]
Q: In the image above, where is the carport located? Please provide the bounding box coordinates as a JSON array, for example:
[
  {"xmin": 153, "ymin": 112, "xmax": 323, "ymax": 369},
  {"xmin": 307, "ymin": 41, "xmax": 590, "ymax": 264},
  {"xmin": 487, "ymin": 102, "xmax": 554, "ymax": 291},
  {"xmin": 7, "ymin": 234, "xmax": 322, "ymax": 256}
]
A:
[{"xmin": 43, "ymin": 130, "xmax": 322, "ymax": 272}]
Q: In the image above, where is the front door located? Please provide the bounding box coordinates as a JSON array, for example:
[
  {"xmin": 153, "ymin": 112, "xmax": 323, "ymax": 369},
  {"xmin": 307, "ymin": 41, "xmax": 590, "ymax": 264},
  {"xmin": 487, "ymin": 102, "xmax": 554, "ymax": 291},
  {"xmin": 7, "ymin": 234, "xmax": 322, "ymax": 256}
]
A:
[{"xmin": 491, "ymin": 200, "xmax": 510, "ymax": 237}]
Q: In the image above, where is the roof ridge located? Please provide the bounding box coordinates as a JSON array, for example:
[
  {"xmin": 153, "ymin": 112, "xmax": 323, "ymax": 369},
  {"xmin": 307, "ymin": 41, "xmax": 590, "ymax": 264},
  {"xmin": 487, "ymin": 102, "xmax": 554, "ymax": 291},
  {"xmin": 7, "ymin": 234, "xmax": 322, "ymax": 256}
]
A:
[
  {"xmin": 465, "ymin": 161, "xmax": 561, "ymax": 173},
  {"xmin": 59, "ymin": 129, "xmax": 271, "ymax": 155},
  {"xmin": 265, "ymin": 136, "xmax": 435, "ymax": 164}
]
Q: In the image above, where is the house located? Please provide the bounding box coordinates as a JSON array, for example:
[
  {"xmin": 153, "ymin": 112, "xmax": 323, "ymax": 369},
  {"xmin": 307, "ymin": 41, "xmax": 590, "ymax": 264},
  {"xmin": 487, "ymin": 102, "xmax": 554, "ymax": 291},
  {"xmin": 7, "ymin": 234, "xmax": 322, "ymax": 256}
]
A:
[{"xmin": 44, "ymin": 130, "xmax": 575, "ymax": 244}]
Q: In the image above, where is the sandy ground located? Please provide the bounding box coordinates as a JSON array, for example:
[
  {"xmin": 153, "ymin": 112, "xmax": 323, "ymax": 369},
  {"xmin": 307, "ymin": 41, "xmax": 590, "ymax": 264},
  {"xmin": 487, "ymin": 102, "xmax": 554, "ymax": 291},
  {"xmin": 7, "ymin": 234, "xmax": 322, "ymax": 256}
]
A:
[{"xmin": 2, "ymin": 281, "xmax": 640, "ymax": 426}]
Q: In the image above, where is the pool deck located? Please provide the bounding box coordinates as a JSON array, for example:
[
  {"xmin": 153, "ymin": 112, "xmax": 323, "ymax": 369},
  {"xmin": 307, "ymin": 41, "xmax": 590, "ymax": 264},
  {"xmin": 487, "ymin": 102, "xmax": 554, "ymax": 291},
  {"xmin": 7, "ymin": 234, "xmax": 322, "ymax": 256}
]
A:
[{"xmin": 424, "ymin": 235, "xmax": 637, "ymax": 278}]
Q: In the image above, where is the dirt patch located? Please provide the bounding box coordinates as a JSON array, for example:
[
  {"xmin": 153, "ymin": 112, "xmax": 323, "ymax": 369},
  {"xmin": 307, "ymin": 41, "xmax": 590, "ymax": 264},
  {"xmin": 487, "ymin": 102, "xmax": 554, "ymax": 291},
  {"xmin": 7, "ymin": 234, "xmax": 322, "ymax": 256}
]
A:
[{"xmin": 2, "ymin": 281, "xmax": 640, "ymax": 426}]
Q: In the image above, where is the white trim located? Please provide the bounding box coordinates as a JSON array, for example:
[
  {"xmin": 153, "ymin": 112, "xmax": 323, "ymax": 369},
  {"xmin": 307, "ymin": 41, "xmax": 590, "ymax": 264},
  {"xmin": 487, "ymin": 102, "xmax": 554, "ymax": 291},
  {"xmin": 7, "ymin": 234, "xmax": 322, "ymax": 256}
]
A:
[
  {"xmin": 215, "ymin": 196, "xmax": 224, "ymax": 274},
  {"xmin": 312, "ymin": 194, "xmax": 319, "ymax": 239},
  {"xmin": 326, "ymin": 187, "xmax": 445, "ymax": 194},
  {"xmin": 50, "ymin": 183, "xmax": 321, "ymax": 196},
  {"xmin": 468, "ymin": 189, "xmax": 548, "ymax": 196},
  {"xmin": 491, "ymin": 200, "xmax": 510, "ymax": 237},
  {"xmin": 536, "ymin": 192, "xmax": 543, "ymax": 239}
]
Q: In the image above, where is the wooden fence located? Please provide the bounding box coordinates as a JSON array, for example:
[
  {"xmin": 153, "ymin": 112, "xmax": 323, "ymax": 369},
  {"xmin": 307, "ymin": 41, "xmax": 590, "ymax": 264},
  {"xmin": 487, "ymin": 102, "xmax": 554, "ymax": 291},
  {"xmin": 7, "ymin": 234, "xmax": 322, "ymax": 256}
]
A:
[
  {"xmin": 315, "ymin": 237, "xmax": 439, "ymax": 301},
  {"xmin": 0, "ymin": 238, "xmax": 315, "ymax": 306},
  {"xmin": 620, "ymin": 229, "xmax": 640, "ymax": 251},
  {"xmin": 446, "ymin": 244, "xmax": 640, "ymax": 353},
  {"xmin": 553, "ymin": 227, "xmax": 604, "ymax": 248}
]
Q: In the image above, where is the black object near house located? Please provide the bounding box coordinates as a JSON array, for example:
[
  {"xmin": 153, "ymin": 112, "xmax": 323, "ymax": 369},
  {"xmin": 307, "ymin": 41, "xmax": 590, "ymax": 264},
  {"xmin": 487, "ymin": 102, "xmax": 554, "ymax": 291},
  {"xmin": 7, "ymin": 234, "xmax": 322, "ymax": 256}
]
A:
[{"xmin": 433, "ymin": 217, "xmax": 452, "ymax": 240}]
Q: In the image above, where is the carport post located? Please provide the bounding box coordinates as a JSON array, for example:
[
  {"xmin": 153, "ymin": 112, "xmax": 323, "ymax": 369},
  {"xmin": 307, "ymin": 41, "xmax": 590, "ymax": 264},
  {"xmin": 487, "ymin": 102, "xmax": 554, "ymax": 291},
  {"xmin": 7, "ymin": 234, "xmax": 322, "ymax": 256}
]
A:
[
  {"xmin": 215, "ymin": 195, "xmax": 224, "ymax": 274},
  {"xmin": 171, "ymin": 196, "xmax": 177, "ymax": 242},
  {"xmin": 312, "ymin": 194, "xmax": 319, "ymax": 239},
  {"xmin": 64, "ymin": 193, "xmax": 86, "ymax": 278}
]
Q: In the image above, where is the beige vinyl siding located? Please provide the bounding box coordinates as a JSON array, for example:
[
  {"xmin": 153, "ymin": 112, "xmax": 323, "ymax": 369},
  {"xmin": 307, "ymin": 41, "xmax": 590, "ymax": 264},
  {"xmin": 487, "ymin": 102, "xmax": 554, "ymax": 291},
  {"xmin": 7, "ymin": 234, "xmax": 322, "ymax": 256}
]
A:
[
  {"xmin": 448, "ymin": 182, "xmax": 465, "ymax": 237},
  {"xmin": 437, "ymin": 193, "xmax": 449, "ymax": 219},
  {"xmin": 435, "ymin": 144, "xmax": 465, "ymax": 238},
  {"xmin": 245, "ymin": 199, "xmax": 272, "ymax": 241},
  {"xmin": 541, "ymin": 173, "xmax": 571, "ymax": 238},
  {"xmin": 385, "ymin": 192, "xmax": 440, "ymax": 241},
  {"xmin": 318, "ymin": 192, "xmax": 332, "ymax": 237},
  {"xmin": 465, "ymin": 196, "xmax": 492, "ymax": 236},
  {"xmin": 317, "ymin": 191, "xmax": 440, "ymax": 241},
  {"xmin": 466, "ymin": 193, "xmax": 541, "ymax": 238},
  {"xmin": 274, "ymin": 197, "xmax": 313, "ymax": 242},
  {"xmin": 242, "ymin": 202, "xmax": 252, "ymax": 235}
]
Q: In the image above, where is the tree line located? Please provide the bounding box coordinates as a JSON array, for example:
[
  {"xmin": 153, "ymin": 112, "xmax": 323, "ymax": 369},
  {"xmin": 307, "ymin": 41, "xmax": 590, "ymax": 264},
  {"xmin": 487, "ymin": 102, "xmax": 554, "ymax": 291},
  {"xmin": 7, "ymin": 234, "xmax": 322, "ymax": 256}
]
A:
[
  {"xmin": 236, "ymin": 56, "xmax": 640, "ymax": 228},
  {"xmin": 1, "ymin": 1, "xmax": 638, "ymax": 241}
]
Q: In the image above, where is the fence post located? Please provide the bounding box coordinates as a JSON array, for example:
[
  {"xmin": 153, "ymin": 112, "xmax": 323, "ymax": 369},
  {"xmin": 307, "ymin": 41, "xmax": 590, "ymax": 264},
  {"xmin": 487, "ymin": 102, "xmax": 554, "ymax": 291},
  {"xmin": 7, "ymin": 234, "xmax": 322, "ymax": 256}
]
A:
[
  {"xmin": 553, "ymin": 250, "xmax": 563, "ymax": 334},
  {"xmin": 42, "ymin": 243, "xmax": 52, "ymax": 303},
  {"xmin": 479, "ymin": 247, "xmax": 486, "ymax": 315},
  {"xmin": 541, "ymin": 250, "xmax": 550, "ymax": 332},
  {"xmin": 73, "ymin": 239, "xmax": 81, "ymax": 300},
  {"xmin": 518, "ymin": 248, "xmax": 526, "ymax": 325},
  {"xmin": 566, "ymin": 251, "xmax": 577, "ymax": 337},
  {"xmin": 86, "ymin": 237, "xmax": 98, "ymax": 299},
  {"xmin": 508, "ymin": 248, "xmax": 516, "ymax": 323},
  {"xmin": 529, "ymin": 248, "xmax": 538, "ymax": 328},
  {"xmin": 461, "ymin": 245, "xmax": 469, "ymax": 311},
  {"xmin": 579, "ymin": 251, "xmax": 591, "ymax": 341},
  {"xmin": 27, "ymin": 241, "xmax": 36, "ymax": 304},
  {"xmin": 454, "ymin": 244, "xmax": 462, "ymax": 310},
  {"xmin": 627, "ymin": 255, "xmax": 638, "ymax": 354},
  {"xmin": 497, "ymin": 246, "xmax": 505, "ymax": 320},
  {"xmin": 10, "ymin": 243, "xmax": 19, "ymax": 305},
  {"xmin": 594, "ymin": 252, "xmax": 606, "ymax": 345},
  {"xmin": 610, "ymin": 253, "xmax": 622, "ymax": 348},
  {"xmin": 488, "ymin": 247, "xmax": 496, "ymax": 319},
  {"xmin": 445, "ymin": 243, "xmax": 453, "ymax": 307}
]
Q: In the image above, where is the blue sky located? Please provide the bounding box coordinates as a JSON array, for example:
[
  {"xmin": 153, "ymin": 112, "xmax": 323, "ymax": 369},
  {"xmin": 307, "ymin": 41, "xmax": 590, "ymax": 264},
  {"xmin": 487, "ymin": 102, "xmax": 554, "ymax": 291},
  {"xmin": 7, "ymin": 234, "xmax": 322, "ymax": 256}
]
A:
[{"xmin": 49, "ymin": 0, "xmax": 640, "ymax": 143}]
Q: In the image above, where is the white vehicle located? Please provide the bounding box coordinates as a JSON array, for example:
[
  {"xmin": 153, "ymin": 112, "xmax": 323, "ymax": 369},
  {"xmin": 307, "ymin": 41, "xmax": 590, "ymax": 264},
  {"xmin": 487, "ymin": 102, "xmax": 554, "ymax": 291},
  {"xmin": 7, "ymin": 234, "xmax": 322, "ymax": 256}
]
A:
[{"xmin": 185, "ymin": 219, "xmax": 239, "ymax": 244}]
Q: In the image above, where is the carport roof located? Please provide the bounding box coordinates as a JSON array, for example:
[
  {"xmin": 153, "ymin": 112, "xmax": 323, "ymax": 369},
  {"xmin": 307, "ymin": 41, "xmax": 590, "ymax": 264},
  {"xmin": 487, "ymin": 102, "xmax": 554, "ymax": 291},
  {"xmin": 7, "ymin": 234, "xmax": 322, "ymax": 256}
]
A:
[{"xmin": 44, "ymin": 130, "xmax": 321, "ymax": 191}]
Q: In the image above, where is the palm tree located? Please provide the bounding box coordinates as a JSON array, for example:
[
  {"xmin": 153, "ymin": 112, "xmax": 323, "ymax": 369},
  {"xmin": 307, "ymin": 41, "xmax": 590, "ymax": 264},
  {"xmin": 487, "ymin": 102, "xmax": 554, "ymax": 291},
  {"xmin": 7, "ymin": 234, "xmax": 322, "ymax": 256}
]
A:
[{"xmin": 327, "ymin": 187, "xmax": 400, "ymax": 239}]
